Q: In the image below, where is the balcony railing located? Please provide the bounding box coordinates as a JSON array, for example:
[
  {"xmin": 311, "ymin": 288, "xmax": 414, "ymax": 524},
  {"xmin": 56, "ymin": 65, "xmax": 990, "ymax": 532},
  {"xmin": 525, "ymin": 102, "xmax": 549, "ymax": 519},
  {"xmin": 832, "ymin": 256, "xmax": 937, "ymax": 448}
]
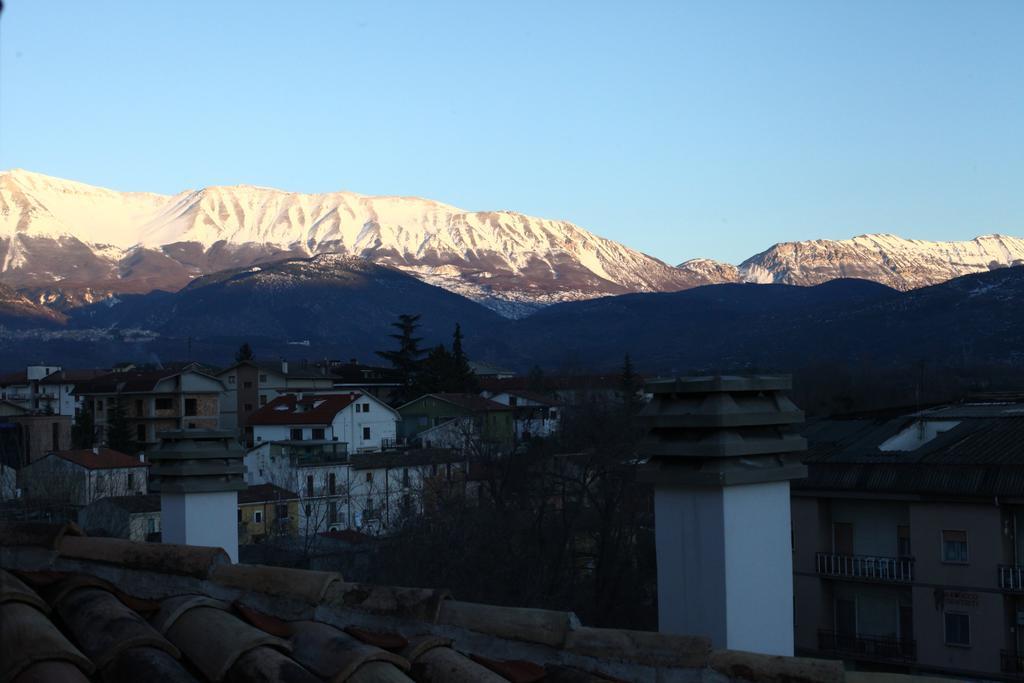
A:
[
  {"xmin": 816, "ymin": 552, "xmax": 913, "ymax": 583},
  {"xmin": 999, "ymin": 565, "xmax": 1024, "ymax": 592},
  {"xmin": 818, "ymin": 630, "xmax": 916, "ymax": 663},
  {"xmin": 1002, "ymin": 650, "xmax": 1024, "ymax": 675}
]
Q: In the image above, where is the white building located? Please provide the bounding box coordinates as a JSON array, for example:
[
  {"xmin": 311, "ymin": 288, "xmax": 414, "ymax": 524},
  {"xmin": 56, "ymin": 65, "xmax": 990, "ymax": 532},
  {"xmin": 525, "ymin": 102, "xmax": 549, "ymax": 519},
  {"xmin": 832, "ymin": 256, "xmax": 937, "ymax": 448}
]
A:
[
  {"xmin": 0, "ymin": 365, "xmax": 106, "ymax": 416},
  {"xmin": 248, "ymin": 393, "xmax": 398, "ymax": 452},
  {"xmin": 18, "ymin": 447, "xmax": 149, "ymax": 507},
  {"xmin": 245, "ymin": 440, "xmax": 352, "ymax": 536},
  {"xmin": 485, "ymin": 390, "xmax": 562, "ymax": 439}
]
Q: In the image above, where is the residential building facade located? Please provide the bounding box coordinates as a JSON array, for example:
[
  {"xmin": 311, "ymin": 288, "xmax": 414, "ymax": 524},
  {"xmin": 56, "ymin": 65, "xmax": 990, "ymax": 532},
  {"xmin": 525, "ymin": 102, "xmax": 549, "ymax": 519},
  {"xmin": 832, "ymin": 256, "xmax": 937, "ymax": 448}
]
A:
[
  {"xmin": 248, "ymin": 393, "xmax": 398, "ymax": 452},
  {"xmin": 77, "ymin": 368, "xmax": 223, "ymax": 448},
  {"xmin": 78, "ymin": 493, "xmax": 162, "ymax": 541},
  {"xmin": 484, "ymin": 390, "xmax": 561, "ymax": 439},
  {"xmin": 397, "ymin": 394, "xmax": 513, "ymax": 449},
  {"xmin": 793, "ymin": 400, "xmax": 1024, "ymax": 680},
  {"xmin": 237, "ymin": 483, "xmax": 300, "ymax": 544},
  {"xmin": 18, "ymin": 448, "xmax": 148, "ymax": 507}
]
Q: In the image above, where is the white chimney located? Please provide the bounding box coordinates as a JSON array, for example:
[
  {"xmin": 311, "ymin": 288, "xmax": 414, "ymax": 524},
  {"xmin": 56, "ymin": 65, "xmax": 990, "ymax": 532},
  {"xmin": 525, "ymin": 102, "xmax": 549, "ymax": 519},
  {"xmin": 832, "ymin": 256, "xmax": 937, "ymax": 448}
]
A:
[
  {"xmin": 638, "ymin": 376, "xmax": 807, "ymax": 656},
  {"xmin": 281, "ymin": 359, "xmax": 289, "ymax": 374},
  {"xmin": 92, "ymin": 446, "xmax": 99, "ymax": 455},
  {"xmin": 150, "ymin": 430, "xmax": 246, "ymax": 563},
  {"xmin": 138, "ymin": 453, "xmax": 145, "ymax": 463}
]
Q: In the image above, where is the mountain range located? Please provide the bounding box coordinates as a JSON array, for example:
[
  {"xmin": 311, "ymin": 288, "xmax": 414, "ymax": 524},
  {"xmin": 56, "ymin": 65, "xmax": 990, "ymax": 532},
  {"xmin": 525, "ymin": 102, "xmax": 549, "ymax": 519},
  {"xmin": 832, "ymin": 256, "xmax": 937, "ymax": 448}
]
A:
[{"xmin": 3, "ymin": 169, "xmax": 1024, "ymax": 319}]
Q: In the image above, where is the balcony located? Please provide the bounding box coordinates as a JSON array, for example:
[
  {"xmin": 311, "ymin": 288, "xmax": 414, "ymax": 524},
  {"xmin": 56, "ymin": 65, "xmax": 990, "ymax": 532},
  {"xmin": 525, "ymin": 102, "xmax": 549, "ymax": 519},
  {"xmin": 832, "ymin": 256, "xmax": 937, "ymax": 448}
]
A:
[
  {"xmin": 818, "ymin": 630, "xmax": 916, "ymax": 663},
  {"xmin": 1002, "ymin": 650, "xmax": 1024, "ymax": 675},
  {"xmin": 816, "ymin": 552, "xmax": 913, "ymax": 583},
  {"xmin": 999, "ymin": 565, "xmax": 1024, "ymax": 592}
]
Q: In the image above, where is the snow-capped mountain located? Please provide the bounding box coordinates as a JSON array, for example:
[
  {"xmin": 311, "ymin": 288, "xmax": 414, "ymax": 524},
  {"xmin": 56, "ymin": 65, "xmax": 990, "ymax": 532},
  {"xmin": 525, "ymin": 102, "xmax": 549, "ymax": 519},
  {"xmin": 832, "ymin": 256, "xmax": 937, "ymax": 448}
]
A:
[
  {"xmin": 0, "ymin": 169, "xmax": 709, "ymax": 316},
  {"xmin": 737, "ymin": 233, "xmax": 1024, "ymax": 289}
]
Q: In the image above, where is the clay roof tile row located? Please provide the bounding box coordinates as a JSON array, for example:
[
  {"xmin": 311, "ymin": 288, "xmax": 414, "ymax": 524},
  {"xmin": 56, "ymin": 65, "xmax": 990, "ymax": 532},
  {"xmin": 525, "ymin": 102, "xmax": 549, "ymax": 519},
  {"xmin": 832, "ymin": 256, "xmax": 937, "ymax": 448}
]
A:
[{"xmin": 0, "ymin": 521, "xmax": 849, "ymax": 683}]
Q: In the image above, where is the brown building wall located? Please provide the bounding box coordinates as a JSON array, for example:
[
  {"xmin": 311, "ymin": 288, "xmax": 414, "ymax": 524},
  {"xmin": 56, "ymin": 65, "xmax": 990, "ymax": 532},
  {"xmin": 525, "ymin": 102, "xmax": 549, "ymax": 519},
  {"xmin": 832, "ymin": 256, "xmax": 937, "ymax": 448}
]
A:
[{"xmin": 10, "ymin": 415, "xmax": 72, "ymax": 465}]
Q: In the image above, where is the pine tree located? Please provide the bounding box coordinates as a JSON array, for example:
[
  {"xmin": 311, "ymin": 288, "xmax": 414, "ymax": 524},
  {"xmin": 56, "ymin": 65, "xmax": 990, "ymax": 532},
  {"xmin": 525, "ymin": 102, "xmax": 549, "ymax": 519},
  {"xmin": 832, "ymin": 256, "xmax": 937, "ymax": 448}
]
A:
[
  {"xmin": 416, "ymin": 345, "xmax": 457, "ymax": 394},
  {"xmin": 620, "ymin": 353, "xmax": 638, "ymax": 413},
  {"xmin": 105, "ymin": 397, "xmax": 135, "ymax": 454},
  {"xmin": 71, "ymin": 406, "xmax": 96, "ymax": 449},
  {"xmin": 235, "ymin": 342, "xmax": 255, "ymax": 362},
  {"xmin": 450, "ymin": 323, "xmax": 477, "ymax": 392},
  {"xmin": 376, "ymin": 314, "xmax": 427, "ymax": 399}
]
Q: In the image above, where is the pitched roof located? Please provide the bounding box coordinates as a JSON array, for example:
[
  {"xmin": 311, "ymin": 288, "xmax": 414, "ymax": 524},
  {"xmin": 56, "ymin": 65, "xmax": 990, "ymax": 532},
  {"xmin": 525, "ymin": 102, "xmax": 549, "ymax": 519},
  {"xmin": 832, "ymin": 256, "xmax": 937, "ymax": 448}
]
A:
[
  {"xmin": 0, "ymin": 370, "xmax": 28, "ymax": 385},
  {"xmin": 97, "ymin": 493, "xmax": 161, "ymax": 513},
  {"xmin": 798, "ymin": 401, "xmax": 1024, "ymax": 496},
  {"xmin": 247, "ymin": 394, "xmax": 360, "ymax": 426},
  {"xmin": 38, "ymin": 369, "xmax": 110, "ymax": 385},
  {"xmin": 402, "ymin": 394, "xmax": 510, "ymax": 413},
  {"xmin": 50, "ymin": 448, "xmax": 147, "ymax": 470},
  {"xmin": 75, "ymin": 369, "xmax": 226, "ymax": 394},
  {"xmin": 238, "ymin": 483, "xmax": 299, "ymax": 505},
  {"xmin": 0, "ymin": 521, "xmax": 853, "ymax": 683},
  {"xmin": 497, "ymin": 389, "xmax": 562, "ymax": 406},
  {"xmin": 349, "ymin": 448, "xmax": 461, "ymax": 470}
]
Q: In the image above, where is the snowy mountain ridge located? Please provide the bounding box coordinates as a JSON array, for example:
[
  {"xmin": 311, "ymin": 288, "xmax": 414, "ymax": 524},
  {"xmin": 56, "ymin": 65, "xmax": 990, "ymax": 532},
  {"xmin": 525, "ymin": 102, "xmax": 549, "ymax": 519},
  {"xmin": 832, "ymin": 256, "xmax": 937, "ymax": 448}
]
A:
[{"xmin": 0, "ymin": 169, "xmax": 706, "ymax": 315}]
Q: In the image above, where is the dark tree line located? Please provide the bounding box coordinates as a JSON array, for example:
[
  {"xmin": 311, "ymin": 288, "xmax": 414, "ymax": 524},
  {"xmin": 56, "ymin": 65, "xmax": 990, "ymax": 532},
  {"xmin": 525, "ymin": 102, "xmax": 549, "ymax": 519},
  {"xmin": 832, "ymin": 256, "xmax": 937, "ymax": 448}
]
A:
[{"xmin": 376, "ymin": 315, "xmax": 478, "ymax": 402}]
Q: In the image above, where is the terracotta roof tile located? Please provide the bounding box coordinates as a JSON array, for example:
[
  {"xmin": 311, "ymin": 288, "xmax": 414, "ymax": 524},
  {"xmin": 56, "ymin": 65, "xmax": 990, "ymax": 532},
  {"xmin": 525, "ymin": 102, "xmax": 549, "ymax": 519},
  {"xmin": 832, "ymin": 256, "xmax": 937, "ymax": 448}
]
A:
[
  {"xmin": 0, "ymin": 521, "xmax": 866, "ymax": 683},
  {"xmin": 237, "ymin": 483, "xmax": 299, "ymax": 505},
  {"xmin": 417, "ymin": 393, "xmax": 511, "ymax": 412},
  {"xmin": 247, "ymin": 393, "xmax": 359, "ymax": 427},
  {"xmin": 0, "ymin": 521, "xmax": 83, "ymax": 549},
  {"xmin": 51, "ymin": 448, "xmax": 146, "ymax": 470}
]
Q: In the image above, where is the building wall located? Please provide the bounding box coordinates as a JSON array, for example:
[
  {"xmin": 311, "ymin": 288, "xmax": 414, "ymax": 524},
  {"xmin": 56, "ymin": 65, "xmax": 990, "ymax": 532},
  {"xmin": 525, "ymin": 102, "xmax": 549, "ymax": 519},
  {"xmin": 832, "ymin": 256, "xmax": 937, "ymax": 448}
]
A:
[
  {"xmin": 830, "ymin": 499, "xmax": 910, "ymax": 557},
  {"xmin": 331, "ymin": 401, "xmax": 398, "ymax": 452},
  {"xmin": 10, "ymin": 415, "xmax": 72, "ymax": 465},
  {"xmin": 909, "ymin": 501, "xmax": 1006, "ymax": 674},
  {"xmin": 238, "ymin": 499, "xmax": 299, "ymax": 544}
]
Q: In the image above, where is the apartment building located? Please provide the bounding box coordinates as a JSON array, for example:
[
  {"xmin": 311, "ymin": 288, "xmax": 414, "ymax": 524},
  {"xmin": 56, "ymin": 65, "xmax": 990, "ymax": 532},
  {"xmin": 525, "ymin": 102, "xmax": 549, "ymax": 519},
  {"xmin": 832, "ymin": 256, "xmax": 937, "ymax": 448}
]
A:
[
  {"xmin": 0, "ymin": 364, "xmax": 106, "ymax": 416},
  {"xmin": 77, "ymin": 368, "xmax": 223, "ymax": 447},
  {"xmin": 247, "ymin": 392, "xmax": 398, "ymax": 452},
  {"xmin": 793, "ymin": 399, "xmax": 1024, "ymax": 680}
]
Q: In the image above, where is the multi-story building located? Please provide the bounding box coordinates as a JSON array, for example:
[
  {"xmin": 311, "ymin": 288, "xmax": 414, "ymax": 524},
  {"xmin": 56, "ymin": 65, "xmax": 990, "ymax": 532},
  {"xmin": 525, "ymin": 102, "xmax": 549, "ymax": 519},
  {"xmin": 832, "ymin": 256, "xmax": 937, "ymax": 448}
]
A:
[
  {"xmin": 0, "ymin": 365, "xmax": 106, "ymax": 416},
  {"xmin": 244, "ymin": 440, "xmax": 352, "ymax": 535},
  {"xmin": 237, "ymin": 483, "xmax": 300, "ymax": 544},
  {"xmin": 18, "ymin": 447, "xmax": 148, "ymax": 507},
  {"xmin": 247, "ymin": 393, "xmax": 398, "ymax": 452},
  {"xmin": 793, "ymin": 398, "xmax": 1024, "ymax": 680},
  {"xmin": 76, "ymin": 368, "xmax": 224, "ymax": 448},
  {"xmin": 482, "ymin": 389, "xmax": 561, "ymax": 439},
  {"xmin": 216, "ymin": 360, "xmax": 335, "ymax": 444},
  {"xmin": 397, "ymin": 394, "xmax": 513, "ymax": 450}
]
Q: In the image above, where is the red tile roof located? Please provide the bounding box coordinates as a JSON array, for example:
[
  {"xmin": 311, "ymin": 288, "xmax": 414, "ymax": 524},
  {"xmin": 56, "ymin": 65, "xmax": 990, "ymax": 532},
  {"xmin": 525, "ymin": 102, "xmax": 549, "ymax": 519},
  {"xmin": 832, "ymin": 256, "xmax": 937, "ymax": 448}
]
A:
[
  {"xmin": 238, "ymin": 483, "xmax": 299, "ymax": 505},
  {"xmin": 247, "ymin": 393, "xmax": 360, "ymax": 426},
  {"xmin": 51, "ymin": 448, "xmax": 147, "ymax": 470},
  {"xmin": 410, "ymin": 393, "xmax": 511, "ymax": 413}
]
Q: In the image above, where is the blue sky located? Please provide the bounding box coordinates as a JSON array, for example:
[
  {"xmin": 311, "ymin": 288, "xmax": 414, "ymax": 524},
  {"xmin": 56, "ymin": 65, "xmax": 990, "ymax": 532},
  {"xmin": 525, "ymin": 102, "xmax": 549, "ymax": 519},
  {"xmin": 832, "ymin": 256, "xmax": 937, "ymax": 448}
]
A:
[{"xmin": 1, "ymin": 1, "xmax": 1021, "ymax": 264}]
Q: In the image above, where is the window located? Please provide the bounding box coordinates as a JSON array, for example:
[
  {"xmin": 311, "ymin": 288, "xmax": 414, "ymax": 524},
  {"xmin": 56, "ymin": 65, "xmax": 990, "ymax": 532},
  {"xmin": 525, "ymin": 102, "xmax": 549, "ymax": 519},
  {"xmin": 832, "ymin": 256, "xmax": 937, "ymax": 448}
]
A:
[
  {"xmin": 228, "ymin": 375, "xmax": 235, "ymax": 385},
  {"xmin": 97, "ymin": 399, "xmax": 104, "ymax": 412},
  {"xmin": 290, "ymin": 428, "xmax": 303, "ymax": 441},
  {"xmin": 259, "ymin": 395, "xmax": 267, "ymax": 405},
  {"xmin": 134, "ymin": 399, "xmax": 143, "ymax": 415},
  {"xmin": 254, "ymin": 510, "xmax": 263, "ymax": 524},
  {"xmin": 942, "ymin": 530, "xmax": 969, "ymax": 563},
  {"xmin": 329, "ymin": 502, "xmax": 338, "ymax": 524},
  {"xmin": 259, "ymin": 374, "xmax": 267, "ymax": 383},
  {"xmin": 129, "ymin": 472, "xmax": 136, "ymax": 489},
  {"xmin": 243, "ymin": 381, "xmax": 253, "ymax": 389},
  {"xmin": 312, "ymin": 428, "xmax": 325, "ymax": 440},
  {"xmin": 306, "ymin": 475, "xmax": 314, "ymax": 497},
  {"xmin": 137, "ymin": 424, "xmax": 146, "ymax": 442},
  {"xmin": 897, "ymin": 525, "xmax": 912, "ymax": 557},
  {"xmin": 184, "ymin": 398, "xmax": 198, "ymax": 416},
  {"xmin": 147, "ymin": 517, "xmax": 156, "ymax": 533},
  {"xmin": 155, "ymin": 397, "xmax": 173, "ymax": 410},
  {"xmin": 362, "ymin": 402, "xmax": 370, "ymax": 412},
  {"xmin": 329, "ymin": 473, "xmax": 336, "ymax": 495},
  {"xmin": 362, "ymin": 426, "xmax": 371, "ymax": 440},
  {"xmin": 276, "ymin": 503, "xmax": 288, "ymax": 519},
  {"xmin": 365, "ymin": 472, "xmax": 372, "ymax": 483},
  {"xmin": 944, "ymin": 612, "xmax": 970, "ymax": 646}
]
